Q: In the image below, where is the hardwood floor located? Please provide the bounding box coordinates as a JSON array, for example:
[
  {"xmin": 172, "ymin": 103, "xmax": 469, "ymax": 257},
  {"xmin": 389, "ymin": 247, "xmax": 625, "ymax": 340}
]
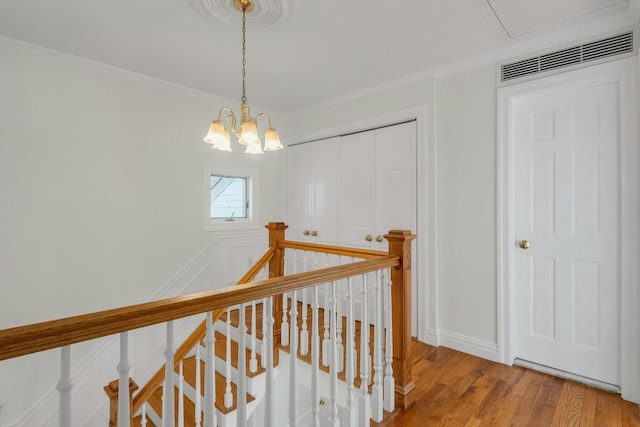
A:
[{"xmin": 375, "ymin": 340, "xmax": 640, "ymax": 427}]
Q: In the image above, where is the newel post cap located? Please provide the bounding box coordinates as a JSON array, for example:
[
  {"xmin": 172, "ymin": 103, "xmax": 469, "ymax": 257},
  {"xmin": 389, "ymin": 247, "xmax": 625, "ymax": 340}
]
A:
[
  {"xmin": 265, "ymin": 222, "xmax": 288, "ymax": 231},
  {"xmin": 384, "ymin": 229, "xmax": 416, "ymax": 242}
]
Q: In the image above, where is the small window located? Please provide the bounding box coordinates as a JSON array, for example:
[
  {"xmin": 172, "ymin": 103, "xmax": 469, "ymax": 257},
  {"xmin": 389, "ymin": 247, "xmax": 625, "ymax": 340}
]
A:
[
  {"xmin": 210, "ymin": 176, "xmax": 247, "ymax": 219},
  {"xmin": 204, "ymin": 166, "xmax": 259, "ymax": 230}
]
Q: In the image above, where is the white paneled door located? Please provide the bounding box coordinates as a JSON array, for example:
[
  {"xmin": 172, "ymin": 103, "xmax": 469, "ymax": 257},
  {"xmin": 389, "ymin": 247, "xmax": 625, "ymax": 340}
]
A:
[{"xmin": 513, "ymin": 80, "xmax": 619, "ymax": 385}]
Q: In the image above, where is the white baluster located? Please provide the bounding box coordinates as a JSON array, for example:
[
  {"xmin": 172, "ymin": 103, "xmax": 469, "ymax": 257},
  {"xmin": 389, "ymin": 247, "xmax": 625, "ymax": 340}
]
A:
[
  {"xmin": 328, "ymin": 281, "xmax": 340, "ymax": 427},
  {"xmin": 204, "ymin": 312, "xmax": 216, "ymax": 427},
  {"xmin": 335, "ymin": 257, "xmax": 344, "ymax": 373},
  {"xmin": 141, "ymin": 404, "xmax": 147, "ymax": 427},
  {"xmin": 163, "ymin": 321, "xmax": 175, "ymax": 427},
  {"xmin": 383, "ymin": 269, "xmax": 395, "ymax": 412},
  {"xmin": 0, "ymin": 400, "xmax": 4, "ymax": 427},
  {"xmin": 264, "ymin": 296, "xmax": 276, "ymax": 427},
  {"xmin": 322, "ymin": 275, "xmax": 331, "ymax": 366},
  {"xmin": 250, "ymin": 300, "xmax": 258, "ymax": 372},
  {"xmin": 289, "ymin": 270, "xmax": 299, "ymax": 426},
  {"xmin": 117, "ymin": 333, "xmax": 131, "ymax": 427},
  {"xmin": 224, "ymin": 309, "xmax": 233, "ymax": 408},
  {"xmin": 178, "ymin": 361, "xmax": 184, "ymax": 427},
  {"xmin": 310, "ymin": 284, "xmax": 320, "ymax": 427},
  {"xmin": 358, "ymin": 274, "xmax": 371, "ymax": 424},
  {"xmin": 261, "ymin": 297, "xmax": 268, "ymax": 369},
  {"xmin": 345, "ymin": 276, "xmax": 357, "ymax": 426},
  {"xmin": 300, "ymin": 252, "xmax": 309, "ymax": 356},
  {"xmin": 281, "ymin": 293, "xmax": 289, "ymax": 347},
  {"xmin": 57, "ymin": 345, "xmax": 73, "ymax": 427},
  {"xmin": 238, "ymin": 303, "xmax": 248, "ymax": 427},
  {"xmin": 281, "ymin": 251, "xmax": 290, "ymax": 347},
  {"xmin": 371, "ymin": 271, "xmax": 384, "ymax": 421},
  {"xmin": 195, "ymin": 346, "xmax": 202, "ymax": 427}
]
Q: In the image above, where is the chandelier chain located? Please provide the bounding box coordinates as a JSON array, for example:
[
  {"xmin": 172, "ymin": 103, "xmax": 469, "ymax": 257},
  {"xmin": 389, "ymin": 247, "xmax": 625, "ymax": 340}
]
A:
[{"xmin": 241, "ymin": 5, "xmax": 247, "ymax": 104}]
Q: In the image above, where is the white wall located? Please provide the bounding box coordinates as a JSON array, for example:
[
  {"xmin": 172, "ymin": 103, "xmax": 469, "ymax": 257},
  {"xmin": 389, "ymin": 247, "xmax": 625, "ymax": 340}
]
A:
[
  {"xmin": 0, "ymin": 41, "xmax": 282, "ymax": 423},
  {"xmin": 436, "ymin": 64, "xmax": 497, "ymax": 345}
]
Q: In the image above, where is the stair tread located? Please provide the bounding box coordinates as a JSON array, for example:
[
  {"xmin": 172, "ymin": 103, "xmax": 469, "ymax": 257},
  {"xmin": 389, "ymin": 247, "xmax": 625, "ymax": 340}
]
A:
[
  {"xmin": 211, "ymin": 331, "xmax": 265, "ymax": 377},
  {"xmin": 219, "ymin": 303, "xmax": 265, "ymax": 339},
  {"xmin": 281, "ymin": 300, "xmax": 382, "ymax": 391},
  {"xmin": 182, "ymin": 356, "xmax": 256, "ymax": 414}
]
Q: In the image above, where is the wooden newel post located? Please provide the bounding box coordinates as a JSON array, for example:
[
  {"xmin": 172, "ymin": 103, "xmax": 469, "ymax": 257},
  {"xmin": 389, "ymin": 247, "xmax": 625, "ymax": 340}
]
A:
[
  {"xmin": 104, "ymin": 378, "xmax": 138, "ymax": 427},
  {"xmin": 266, "ymin": 221, "xmax": 288, "ymax": 366},
  {"xmin": 385, "ymin": 229, "xmax": 416, "ymax": 409}
]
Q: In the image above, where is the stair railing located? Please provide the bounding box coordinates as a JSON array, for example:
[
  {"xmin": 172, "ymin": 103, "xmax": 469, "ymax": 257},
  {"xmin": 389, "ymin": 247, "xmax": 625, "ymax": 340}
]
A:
[
  {"xmin": 130, "ymin": 246, "xmax": 276, "ymax": 418},
  {"xmin": 0, "ymin": 222, "xmax": 415, "ymax": 426}
]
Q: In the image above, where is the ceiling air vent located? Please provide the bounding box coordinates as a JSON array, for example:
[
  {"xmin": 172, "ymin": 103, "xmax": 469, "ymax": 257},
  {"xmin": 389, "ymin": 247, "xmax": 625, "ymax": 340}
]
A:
[{"xmin": 501, "ymin": 31, "xmax": 634, "ymax": 82}]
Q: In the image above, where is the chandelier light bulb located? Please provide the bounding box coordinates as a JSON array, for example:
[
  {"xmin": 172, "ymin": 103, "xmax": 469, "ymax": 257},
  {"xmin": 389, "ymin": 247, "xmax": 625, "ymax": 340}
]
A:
[
  {"xmin": 244, "ymin": 141, "xmax": 264, "ymax": 154},
  {"xmin": 263, "ymin": 127, "xmax": 283, "ymax": 151},
  {"xmin": 204, "ymin": 120, "xmax": 232, "ymax": 151},
  {"xmin": 238, "ymin": 119, "xmax": 260, "ymax": 146}
]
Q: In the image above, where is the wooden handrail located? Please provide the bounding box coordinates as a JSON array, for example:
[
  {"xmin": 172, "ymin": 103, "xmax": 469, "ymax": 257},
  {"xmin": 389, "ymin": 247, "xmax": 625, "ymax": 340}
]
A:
[
  {"xmin": 0, "ymin": 256, "xmax": 398, "ymax": 361},
  {"xmin": 130, "ymin": 246, "xmax": 276, "ymax": 413},
  {"xmin": 279, "ymin": 240, "xmax": 387, "ymax": 259}
]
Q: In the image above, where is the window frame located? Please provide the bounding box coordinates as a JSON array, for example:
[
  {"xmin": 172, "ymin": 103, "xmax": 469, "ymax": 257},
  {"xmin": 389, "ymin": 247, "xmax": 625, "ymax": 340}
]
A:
[{"xmin": 204, "ymin": 165, "xmax": 260, "ymax": 231}]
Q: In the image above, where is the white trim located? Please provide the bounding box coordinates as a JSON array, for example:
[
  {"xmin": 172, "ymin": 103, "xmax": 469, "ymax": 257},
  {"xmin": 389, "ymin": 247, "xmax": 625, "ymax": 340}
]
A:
[
  {"xmin": 425, "ymin": 329, "xmax": 441, "ymax": 347},
  {"xmin": 0, "ymin": 35, "xmax": 282, "ymax": 120},
  {"xmin": 203, "ymin": 166, "xmax": 261, "ymax": 232},
  {"xmin": 284, "ymin": 105, "xmax": 432, "ymax": 344},
  {"xmin": 496, "ymin": 58, "xmax": 639, "ymax": 402},
  {"xmin": 439, "ymin": 330, "xmax": 499, "ymax": 363},
  {"xmin": 283, "ymin": 23, "xmax": 639, "ymax": 120},
  {"xmin": 282, "ymin": 70, "xmax": 437, "ymax": 120},
  {"xmin": 431, "ymin": 69, "xmax": 441, "ymax": 348}
]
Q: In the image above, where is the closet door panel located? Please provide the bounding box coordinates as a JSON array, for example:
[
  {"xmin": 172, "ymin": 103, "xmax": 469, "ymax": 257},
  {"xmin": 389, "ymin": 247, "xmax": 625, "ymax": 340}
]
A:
[
  {"xmin": 287, "ymin": 143, "xmax": 312, "ymax": 240},
  {"xmin": 376, "ymin": 122, "xmax": 418, "ymax": 333},
  {"xmin": 340, "ymin": 131, "xmax": 376, "ymax": 249},
  {"xmin": 375, "ymin": 122, "xmax": 417, "ymax": 245},
  {"xmin": 311, "ymin": 138, "xmax": 340, "ymax": 244}
]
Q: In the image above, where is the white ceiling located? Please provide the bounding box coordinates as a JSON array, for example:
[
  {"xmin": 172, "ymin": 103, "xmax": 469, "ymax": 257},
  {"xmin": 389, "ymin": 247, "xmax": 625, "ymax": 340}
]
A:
[{"xmin": 0, "ymin": 0, "xmax": 637, "ymax": 114}]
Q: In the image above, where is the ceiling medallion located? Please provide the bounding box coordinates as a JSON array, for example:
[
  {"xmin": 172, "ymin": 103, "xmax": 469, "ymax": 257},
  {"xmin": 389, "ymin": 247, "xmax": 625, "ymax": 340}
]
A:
[{"xmin": 189, "ymin": 0, "xmax": 298, "ymax": 30}]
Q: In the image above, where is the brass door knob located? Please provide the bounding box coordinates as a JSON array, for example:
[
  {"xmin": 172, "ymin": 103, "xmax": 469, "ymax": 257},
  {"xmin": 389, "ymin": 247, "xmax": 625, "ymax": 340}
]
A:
[
  {"xmin": 519, "ymin": 240, "xmax": 530, "ymax": 249},
  {"xmin": 303, "ymin": 230, "xmax": 310, "ymax": 236},
  {"xmin": 311, "ymin": 230, "xmax": 318, "ymax": 237},
  {"xmin": 365, "ymin": 234, "xmax": 373, "ymax": 242},
  {"xmin": 375, "ymin": 235, "xmax": 384, "ymax": 243}
]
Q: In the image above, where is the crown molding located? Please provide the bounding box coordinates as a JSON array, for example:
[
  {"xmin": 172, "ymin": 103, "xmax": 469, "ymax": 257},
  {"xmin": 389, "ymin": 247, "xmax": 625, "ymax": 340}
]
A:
[
  {"xmin": 282, "ymin": 67, "xmax": 438, "ymax": 120},
  {"xmin": 284, "ymin": 15, "xmax": 638, "ymax": 119},
  {"xmin": 0, "ymin": 35, "xmax": 283, "ymax": 121}
]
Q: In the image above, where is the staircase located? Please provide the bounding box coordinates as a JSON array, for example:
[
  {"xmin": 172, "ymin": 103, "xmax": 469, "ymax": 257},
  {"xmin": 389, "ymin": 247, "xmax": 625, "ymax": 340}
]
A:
[
  {"xmin": 131, "ymin": 299, "xmax": 392, "ymax": 426},
  {"xmin": 0, "ymin": 223, "xmax": 416, "ymax": 427},
  {"xmin": 128, "ymin": 304, "xmax": 266, "ymax": 427}
]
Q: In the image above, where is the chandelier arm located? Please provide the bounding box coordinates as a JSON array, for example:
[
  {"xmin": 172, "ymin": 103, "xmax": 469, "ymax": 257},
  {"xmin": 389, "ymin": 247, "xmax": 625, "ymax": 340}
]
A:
[
  {"xmin": 216, "ymin": 106, "xmax": 235, "ymax": 121},
  {"xmin": 225, "ymin": 113, "xmax": 241, "ymax": 138},
  {"xmin": 216, "ymin": 107, "xmax": 241, "ymax": 138},
  {"xmin": 254, "ymin": 112, "xmax": 273, "ymax": 129}
]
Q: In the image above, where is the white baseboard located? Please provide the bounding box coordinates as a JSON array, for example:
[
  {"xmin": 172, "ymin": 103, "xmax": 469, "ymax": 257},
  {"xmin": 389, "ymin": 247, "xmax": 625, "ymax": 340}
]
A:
[
  {"xmin": 437, "ymin": 329, "xmax": 498, "ymax": 362},
  {"xmin": 424, "ymin": 328, "xmax": 440, "ymax": 347}
]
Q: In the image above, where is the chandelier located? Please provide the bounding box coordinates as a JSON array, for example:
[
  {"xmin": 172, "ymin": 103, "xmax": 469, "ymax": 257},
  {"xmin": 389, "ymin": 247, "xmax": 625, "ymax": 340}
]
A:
[{"xmin": 203, "ymin": 0, "xmax": 283, "ymax": 154}]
